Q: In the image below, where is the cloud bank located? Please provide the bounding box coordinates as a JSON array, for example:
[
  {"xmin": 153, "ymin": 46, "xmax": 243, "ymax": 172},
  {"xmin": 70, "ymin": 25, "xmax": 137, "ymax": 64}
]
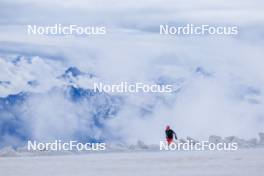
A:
[{"xmin": 0, "ymin": 0, "xmax": 263, "ymax": 146}]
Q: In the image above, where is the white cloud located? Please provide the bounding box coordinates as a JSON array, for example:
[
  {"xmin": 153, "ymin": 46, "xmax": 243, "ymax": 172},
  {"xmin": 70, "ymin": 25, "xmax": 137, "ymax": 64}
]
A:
[{"xmin": 0, "ymin": 0, "xmax": 263, "ymax": 144}]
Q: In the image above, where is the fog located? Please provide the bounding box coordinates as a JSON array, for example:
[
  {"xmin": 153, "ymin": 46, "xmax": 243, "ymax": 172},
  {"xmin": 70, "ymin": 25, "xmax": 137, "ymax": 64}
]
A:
[{"xmin": 0, "ymin": 0, "xmax": 263, "ymax": 146}]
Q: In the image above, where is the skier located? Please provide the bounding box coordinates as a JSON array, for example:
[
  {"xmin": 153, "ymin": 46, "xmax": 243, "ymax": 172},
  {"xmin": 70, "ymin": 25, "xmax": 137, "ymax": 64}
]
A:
[{"xmin": 165, "ymin": 125, "xmax": 177, "ymax": 145}]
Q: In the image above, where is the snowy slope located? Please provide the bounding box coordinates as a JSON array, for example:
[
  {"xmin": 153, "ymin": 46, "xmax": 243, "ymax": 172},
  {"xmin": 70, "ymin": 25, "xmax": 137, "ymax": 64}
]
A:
[{"xmin": 0, "ymin": 149, "xmax": 264, "ymax": 176}]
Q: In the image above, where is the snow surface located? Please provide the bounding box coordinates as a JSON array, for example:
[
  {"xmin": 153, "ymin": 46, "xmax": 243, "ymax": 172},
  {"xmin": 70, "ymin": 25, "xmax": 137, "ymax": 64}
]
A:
[{"xmin": 0, "ymin": 149, "xmax": 263, "ymax": 176}]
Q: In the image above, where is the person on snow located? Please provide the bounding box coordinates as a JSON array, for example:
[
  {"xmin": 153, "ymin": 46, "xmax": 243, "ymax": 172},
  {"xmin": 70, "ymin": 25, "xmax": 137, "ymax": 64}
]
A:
[{"xmin": 165, "ymin": 125, "xmax": 177, "ymax": 145}]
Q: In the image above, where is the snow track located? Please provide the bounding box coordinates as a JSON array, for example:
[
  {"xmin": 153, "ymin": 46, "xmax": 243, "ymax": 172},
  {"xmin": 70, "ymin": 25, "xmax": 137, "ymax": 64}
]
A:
[{"xmin": 0, "ymin": 149, "xmax": 263, "ymax": 176}]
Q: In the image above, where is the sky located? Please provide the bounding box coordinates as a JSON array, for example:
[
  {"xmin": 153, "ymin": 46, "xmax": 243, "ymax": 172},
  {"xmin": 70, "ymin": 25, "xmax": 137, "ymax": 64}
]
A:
[{"xmin": 0, "ymin": 0, "xmax": 264, "ymax": 146}]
